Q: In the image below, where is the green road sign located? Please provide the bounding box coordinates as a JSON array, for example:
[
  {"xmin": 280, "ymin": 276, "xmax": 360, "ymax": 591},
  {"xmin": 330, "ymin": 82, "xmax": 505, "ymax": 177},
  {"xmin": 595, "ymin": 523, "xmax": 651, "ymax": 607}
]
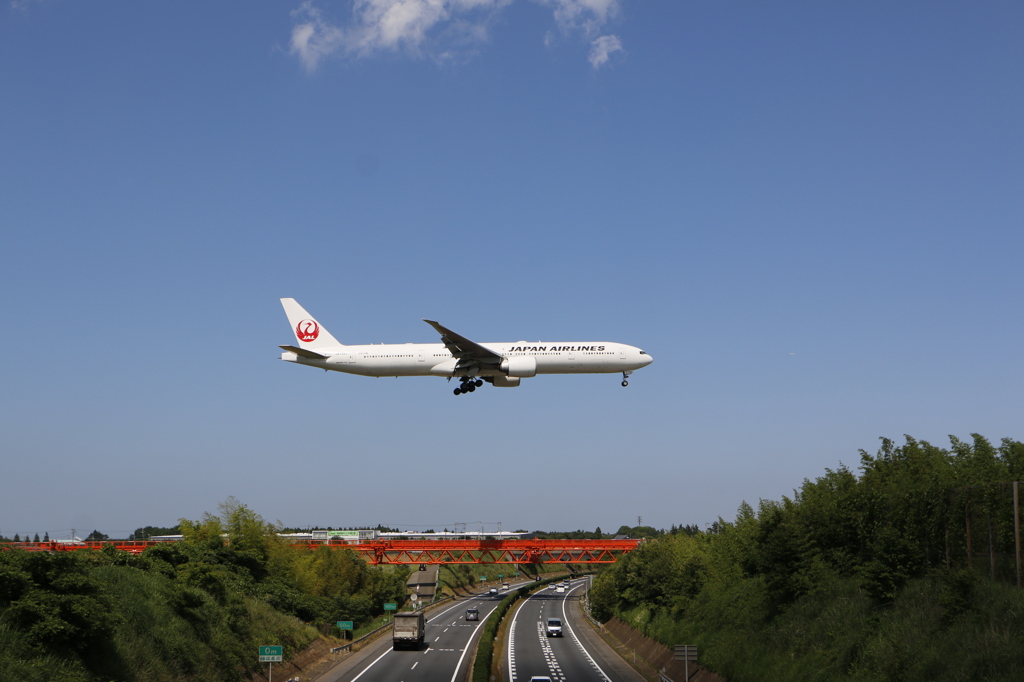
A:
[
  {"xmin": 384, "ymin": 603, "xmax": 397, "ymax": 610},
  {"xmin": 259, "ymin": 645, "xmax": 282, "ymax": 662},
  {"xmin": 498, "ymin": 574, "xmax": 504, "ymax": 578},
  {"xmin": 338, "ymin": 621, "xmax": 354, "ymax": 630},
  {"xmin": 480, "ymin": 576, "xmax": 486, "ymax": 581}
]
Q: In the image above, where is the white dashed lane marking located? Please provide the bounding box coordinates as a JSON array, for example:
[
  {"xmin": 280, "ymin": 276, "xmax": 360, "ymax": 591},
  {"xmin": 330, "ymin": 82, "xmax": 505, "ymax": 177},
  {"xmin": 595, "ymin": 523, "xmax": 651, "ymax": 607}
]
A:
[{"xmin": 536, "ymin": 620, "xmax": 566, "ymax": 681}]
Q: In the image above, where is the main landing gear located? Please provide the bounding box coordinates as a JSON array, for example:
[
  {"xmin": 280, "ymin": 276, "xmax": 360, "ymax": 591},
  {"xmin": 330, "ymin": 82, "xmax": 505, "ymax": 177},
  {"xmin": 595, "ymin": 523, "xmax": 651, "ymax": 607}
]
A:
[
  {"xmin": 453, "ymin": 378, "xmax": 484, "ymax": 396},
  {"xmin": 621, "ymin": 370, "xmax": 633, "ymax": 387}
]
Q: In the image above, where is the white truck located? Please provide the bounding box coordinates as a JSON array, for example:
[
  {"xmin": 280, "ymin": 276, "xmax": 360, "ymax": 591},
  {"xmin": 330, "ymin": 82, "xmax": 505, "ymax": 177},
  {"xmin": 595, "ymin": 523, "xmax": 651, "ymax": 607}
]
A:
[{"xmin": 393, "ymin": 612, "xmax": 426, "ymax": 650}]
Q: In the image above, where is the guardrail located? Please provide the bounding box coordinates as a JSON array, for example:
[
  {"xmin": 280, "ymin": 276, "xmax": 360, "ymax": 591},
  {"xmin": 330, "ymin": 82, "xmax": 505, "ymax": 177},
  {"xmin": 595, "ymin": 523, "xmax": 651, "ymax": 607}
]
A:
[{"xmin": 330, "ymin": 621, "xmax": 391, "ymax": 655}]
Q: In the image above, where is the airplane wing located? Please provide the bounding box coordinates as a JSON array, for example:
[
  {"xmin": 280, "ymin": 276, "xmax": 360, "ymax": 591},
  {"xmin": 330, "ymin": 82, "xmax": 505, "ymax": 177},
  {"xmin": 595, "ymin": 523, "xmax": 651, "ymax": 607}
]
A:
[{"xmin": 422, "ymin": 320, "xmax": 504, "ymax": 366}]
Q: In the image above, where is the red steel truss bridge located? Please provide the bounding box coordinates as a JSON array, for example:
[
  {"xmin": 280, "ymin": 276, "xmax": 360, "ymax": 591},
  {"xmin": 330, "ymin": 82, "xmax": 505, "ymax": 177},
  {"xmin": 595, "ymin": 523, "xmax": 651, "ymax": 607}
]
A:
[{"xmin": 4, "ymin": 538, "xmax": 640, "ymax": 564}]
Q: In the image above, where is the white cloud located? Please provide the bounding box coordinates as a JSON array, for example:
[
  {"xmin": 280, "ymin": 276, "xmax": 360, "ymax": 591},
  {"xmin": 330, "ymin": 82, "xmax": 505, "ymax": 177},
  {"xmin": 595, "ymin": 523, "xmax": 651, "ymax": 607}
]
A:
[
  {"xmin": 290, "ymin": 2, "xmax": 346, "ymax": 73},
  {"xmin": 588, "ymin": 33, "xmax": 623, "ymax": 69},
  {"xmin": 289, "ymin": 0, "xmax": 624, "ymax": 71},
  {"xmin": 535, "ymin": 0, "xmax": 620, "ymax": 37},
  {"xmin": 10, "ymin": 0, "xmax": 45, "ymax": 12},
  {"xmin": 290, "ymin": 0, "xmax": 511, "ymax": 68},
  {"xmin": 347, "ymin": 0, "xmax": 450, "ymax": 54}
]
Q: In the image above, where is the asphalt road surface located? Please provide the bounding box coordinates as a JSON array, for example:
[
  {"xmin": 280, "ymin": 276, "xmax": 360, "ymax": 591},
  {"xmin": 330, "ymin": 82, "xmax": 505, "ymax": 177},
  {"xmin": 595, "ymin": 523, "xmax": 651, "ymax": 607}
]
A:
[
  {"xmin": 317, "ymin": 588, "xmax": 508, "ymax": 682},
  {"xmin": 317, "ymin": 579, "xmax": 643, "ymax": 682},
  {"xmin": 506, "ymin": 579, "xmax": 644, "ymax": 682}
]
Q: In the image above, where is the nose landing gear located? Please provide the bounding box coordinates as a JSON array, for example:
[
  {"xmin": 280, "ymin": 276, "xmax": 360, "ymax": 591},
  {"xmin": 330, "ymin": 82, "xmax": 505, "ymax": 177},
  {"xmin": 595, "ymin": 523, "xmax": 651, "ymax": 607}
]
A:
[
  {"xmin": 453, "ymin": 377, "xmax": 484, "ymax": 396},
  {"xmin": 621, "ymin": 370, "xmax": 633, "ymax": 387}
]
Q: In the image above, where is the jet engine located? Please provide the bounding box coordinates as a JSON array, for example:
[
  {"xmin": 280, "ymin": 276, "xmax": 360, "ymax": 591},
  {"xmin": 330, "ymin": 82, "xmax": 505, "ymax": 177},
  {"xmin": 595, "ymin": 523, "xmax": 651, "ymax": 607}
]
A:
[{"xmin": 501, "ymin": 356, "xmax": 537, "ymax": 378}]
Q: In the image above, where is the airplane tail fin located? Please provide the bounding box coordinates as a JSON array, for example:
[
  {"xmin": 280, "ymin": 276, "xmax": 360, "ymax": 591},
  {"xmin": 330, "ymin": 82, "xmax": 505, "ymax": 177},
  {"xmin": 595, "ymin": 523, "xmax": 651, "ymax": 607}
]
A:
[{"xmin": 280, "ymin": 298, "xmax": 344, "ymax": 350}]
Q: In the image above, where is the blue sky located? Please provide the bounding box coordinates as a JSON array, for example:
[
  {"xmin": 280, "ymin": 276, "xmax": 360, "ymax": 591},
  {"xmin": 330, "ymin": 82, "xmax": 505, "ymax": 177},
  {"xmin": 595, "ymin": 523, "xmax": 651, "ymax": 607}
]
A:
[{"xmin": 2, "ymin": 1, "xmax": 1021, "ymax": 539}]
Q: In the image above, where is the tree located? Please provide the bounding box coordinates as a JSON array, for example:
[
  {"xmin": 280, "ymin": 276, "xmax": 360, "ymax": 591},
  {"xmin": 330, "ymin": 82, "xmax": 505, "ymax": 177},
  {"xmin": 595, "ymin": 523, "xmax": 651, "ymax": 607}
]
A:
[
  {"xmin": 219, "ymin": 496, "xmax": 277, "ymax": 560},
  {"xmin": 85, "ymin": 530, "xmax": 109, "ymax": 542},
  {"xmin": 131, "ymin": 525, "xmax": 179, "ymax": 540},
  {"xmin": 179, "ymin": 513, "xmax": 225, "ymax": 546},
  {"xmin": 589, "ymin": 571, "xmax": 619, "ymax": 622}
]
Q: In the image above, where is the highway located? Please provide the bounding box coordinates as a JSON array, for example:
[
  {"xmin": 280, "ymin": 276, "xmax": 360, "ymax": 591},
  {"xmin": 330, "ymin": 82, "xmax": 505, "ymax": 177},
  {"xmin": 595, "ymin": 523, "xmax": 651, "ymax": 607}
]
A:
[
  {"xmin": 506, "ymin": 579, "xmax": 644, "ymax": 682},
  {"xmin": 317, "ymin": 579, "xmax": 643, "ymax": 682},
  {"xmin": 317, "ymin": 588, "xmax": 508, "ymax": 682}
]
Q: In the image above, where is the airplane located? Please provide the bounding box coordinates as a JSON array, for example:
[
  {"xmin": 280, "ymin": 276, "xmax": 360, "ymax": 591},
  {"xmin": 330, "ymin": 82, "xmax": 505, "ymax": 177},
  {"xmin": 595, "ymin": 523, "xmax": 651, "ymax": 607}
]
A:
[{"xmin": 278, "ymin": 298, "xmax": 652, "ymax": 396}]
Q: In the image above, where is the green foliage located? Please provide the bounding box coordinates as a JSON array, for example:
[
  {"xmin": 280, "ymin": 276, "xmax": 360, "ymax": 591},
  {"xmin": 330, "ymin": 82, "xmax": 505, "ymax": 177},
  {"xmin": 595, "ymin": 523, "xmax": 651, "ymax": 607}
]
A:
[
  {"xmin": 0, "ymin": 498, "xmax": 410, "ymax": 681},
  {"xmin": 218, "ymin": 496, "xmax": 278, "ymax": 561},
  {"xmin": 613, "ymin": 525, "xmax": 664, "ymax": 538},
  {"xmin": 0, "ymin": 619, "xmax": 94, "ymax": 681},
  {"xmin": 0, "ymin": 550, "xmax": 125, "ymax": 679},
  {"xmin": 859, "ymin": 525, "xmax": 922, "ymax": 603},
  {"xmin": 609, "ymin": 535, "xmax": 710, "ymax": 610},
  {"xmin": 92, "ymin": 563, "xmax": 317, "ymax": 681},
  {"xmin": 0, "ymin": 552, "xmax": 120, "ymax": 654},
  {"xmin": 934, "ymin": 567, "xmax": 978, "ymax": 622},
  {"xmin": 589, "ymin": 570, "xmax": 619, "ymax": 622},
  {"xmin": 178, "ymin": 513, "xmax": 224, "ymax": 548},
  {"xmin": 534, "ymin": 528, "xmax": 609, "ymax": 539},
  {"xmin": 131, "ymin": 524, "xmax": 180, "ymax": 540},
  {"xmin": 290, "ymin": 546, "xmax": 366, "ymax": 597},
  {"xmin": 594, "ymin": 434, "xmax": 1024, "ymax": 682}
]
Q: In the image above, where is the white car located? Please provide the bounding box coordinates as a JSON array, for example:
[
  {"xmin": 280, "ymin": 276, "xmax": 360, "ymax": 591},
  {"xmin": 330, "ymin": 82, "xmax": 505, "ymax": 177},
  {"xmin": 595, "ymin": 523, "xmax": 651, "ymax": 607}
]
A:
[
  {"xmin": 546, "ymin": 618, "xmax": 563, "ymax": 637},
  {"xmin": 556, "ymin": 586, "xmax": 565, "ymax": 593}
]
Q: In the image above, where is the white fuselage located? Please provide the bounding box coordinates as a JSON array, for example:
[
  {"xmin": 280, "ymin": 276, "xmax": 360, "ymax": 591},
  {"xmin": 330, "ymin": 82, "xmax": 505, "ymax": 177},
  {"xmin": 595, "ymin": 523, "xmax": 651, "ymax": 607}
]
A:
[{"xmin": 281, "ymin": 341, "xmax": 651, "ymax": 378}]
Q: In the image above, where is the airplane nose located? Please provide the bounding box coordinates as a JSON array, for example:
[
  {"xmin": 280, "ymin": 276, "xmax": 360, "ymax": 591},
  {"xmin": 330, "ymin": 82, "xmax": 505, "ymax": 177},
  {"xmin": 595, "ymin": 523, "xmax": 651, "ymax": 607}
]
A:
[{"xmin": 641, "ymin": 352, "xmax": 653, "ymax": 366}]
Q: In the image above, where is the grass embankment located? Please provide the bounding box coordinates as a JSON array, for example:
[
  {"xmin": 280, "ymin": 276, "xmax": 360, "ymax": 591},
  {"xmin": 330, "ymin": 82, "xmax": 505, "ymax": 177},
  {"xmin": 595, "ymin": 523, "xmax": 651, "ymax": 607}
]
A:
[
  {"xmin": 347, "ymin": 612, "xmax": 394, "ymax": 639},
  {"xmin": 616, "ymin": 570, "xmax": 1024, "ymax": 682},
  {"xmin": 0, "ymin": 550, "xmax": 320, "ymax": 681}
]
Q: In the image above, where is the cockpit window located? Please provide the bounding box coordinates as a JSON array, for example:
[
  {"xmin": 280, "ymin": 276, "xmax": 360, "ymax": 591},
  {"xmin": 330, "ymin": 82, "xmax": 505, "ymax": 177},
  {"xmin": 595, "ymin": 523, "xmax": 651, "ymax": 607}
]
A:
[{"xmin": 640, "ymin": 350, "xmax": 647, "ymax": 355}]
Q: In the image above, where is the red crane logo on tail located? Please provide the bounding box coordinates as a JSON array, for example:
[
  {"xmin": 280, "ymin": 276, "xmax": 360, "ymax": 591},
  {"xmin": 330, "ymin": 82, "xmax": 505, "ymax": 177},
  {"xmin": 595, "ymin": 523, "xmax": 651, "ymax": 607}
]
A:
[{"xmin": 296, "ymin": 319, "xmax": 320, "ymax": 342}]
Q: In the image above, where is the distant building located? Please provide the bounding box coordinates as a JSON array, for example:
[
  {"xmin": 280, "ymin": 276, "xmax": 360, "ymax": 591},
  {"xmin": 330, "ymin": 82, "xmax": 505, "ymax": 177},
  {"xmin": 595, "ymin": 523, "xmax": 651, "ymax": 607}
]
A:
[
  {"xmin": 378, "ymin": 531, "xmax": 532, "ymax": 540},
  {"xmin": 145, "ymin": 529, "xmax": 535, "ymax": 544}
]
